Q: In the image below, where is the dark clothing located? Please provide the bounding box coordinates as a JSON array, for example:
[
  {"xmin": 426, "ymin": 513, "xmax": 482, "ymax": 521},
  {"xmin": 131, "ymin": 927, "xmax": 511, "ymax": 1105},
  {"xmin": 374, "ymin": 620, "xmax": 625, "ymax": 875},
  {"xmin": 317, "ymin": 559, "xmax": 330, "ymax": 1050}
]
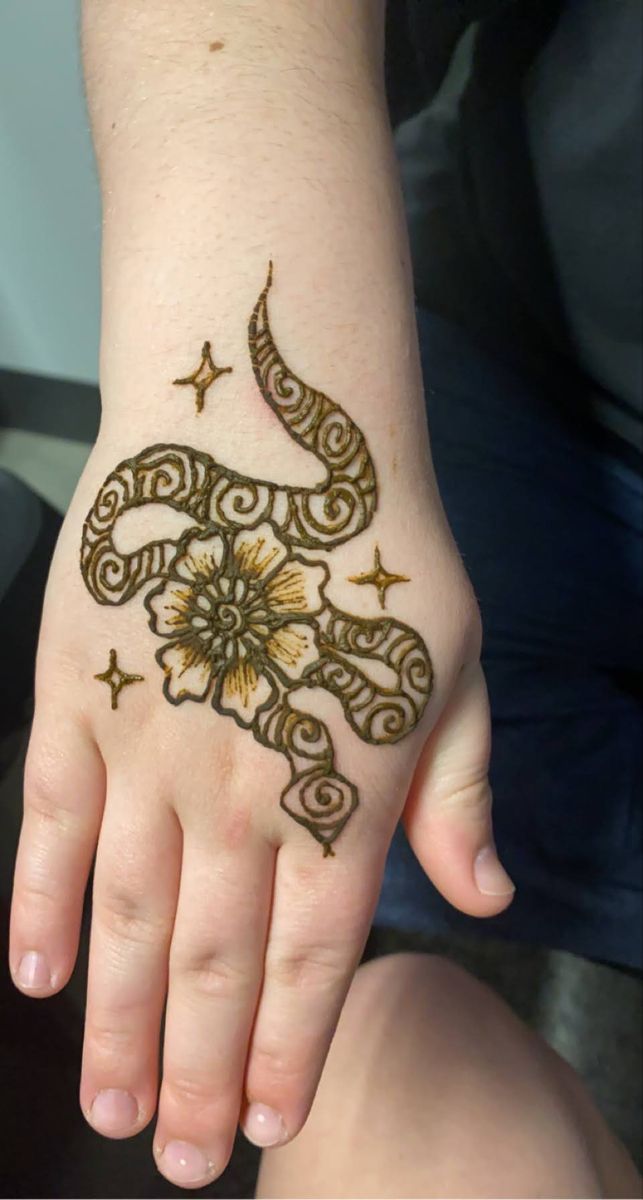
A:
[
  {"xmin": 376, "ymin": 311, "xmax": 643, "ymax": 969},
  {"xmin": 390, "ymin": 0, "xmax": 643, "ymax": 451},
  {"xmin": 376, "ymin": 1, "xmax": 642, "ymax": 964}
]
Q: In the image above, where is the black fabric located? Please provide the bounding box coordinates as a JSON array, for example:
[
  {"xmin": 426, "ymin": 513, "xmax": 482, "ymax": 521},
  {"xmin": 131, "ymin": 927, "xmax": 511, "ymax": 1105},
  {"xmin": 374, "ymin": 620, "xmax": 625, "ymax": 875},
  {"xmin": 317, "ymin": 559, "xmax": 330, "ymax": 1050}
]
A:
[
  {"xmin": 391, "ymin": 1, "xmax": 577, "ymax": 376},
  {"xmin": 457, "ymin": 0, "xmax": 571, "ymax": 357},
  {"xmin": 394, "ymin": 1, "xmax": 642, "ymax": 458},
  {"xmin": 386, "ymin": 0, "xmax": 514, "ymax": 124},
  {"xmin": 0, "ymin": 474, "xmax": 61, "ymax": 735},
  {"xmin": 0, "ymin": 369, "xmax": 100, "ymax": 443}
]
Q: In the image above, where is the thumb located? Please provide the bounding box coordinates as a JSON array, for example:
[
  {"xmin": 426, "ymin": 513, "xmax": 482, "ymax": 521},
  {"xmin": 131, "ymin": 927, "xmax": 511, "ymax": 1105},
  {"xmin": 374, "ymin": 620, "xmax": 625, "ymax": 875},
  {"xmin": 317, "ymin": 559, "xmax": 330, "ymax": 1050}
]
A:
[{"xmin": 403, "ymin": 660, "xmax": 515, "ymax": 917}]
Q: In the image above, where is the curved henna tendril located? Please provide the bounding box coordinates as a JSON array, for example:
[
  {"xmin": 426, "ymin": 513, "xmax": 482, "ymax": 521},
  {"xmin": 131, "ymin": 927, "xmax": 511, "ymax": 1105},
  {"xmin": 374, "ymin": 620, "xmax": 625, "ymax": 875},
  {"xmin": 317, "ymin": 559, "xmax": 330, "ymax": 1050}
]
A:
[{"xmin": 81, "ymin": 264, "xmax": 433, "ymax": 853}]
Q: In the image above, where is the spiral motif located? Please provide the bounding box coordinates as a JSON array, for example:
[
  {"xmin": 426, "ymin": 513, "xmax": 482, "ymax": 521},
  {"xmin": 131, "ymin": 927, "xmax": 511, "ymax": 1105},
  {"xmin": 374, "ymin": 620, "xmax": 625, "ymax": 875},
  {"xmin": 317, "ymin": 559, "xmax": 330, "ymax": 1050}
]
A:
[
  {"xmin": 360, "ymin": 698, "xmax": 415, "ymax": 742},
  {"xmin": 293, "ymin": 482, "xmax": 367, "ymax": 544},
  {"xmin": 268, "ymin": 365, "xmax": 304, "ymax": 407},
  {"xmin": 215, "ymin": 603, "xmax": 243, "ymax": 632},
  {"xmin": 278, "ymin": 708, "xmax": 331, "ymax": 767},
  {"xmin": 93, "ymin": 474, "xmax": 131, "ymax": 529},
  {"xmin": 208, "ymin": 476, "xmax": 273, "ymax": 528},
  {"xmin": 315, "ymin": 409, "xmax": 362, "ymax": 468},
  {"xmin": 84, "ymin": 537, "xmax": 128, "ymax": 598},
  {"xmin": 280, "ymin": 769, "xmax": 358, "ymax": 852}
]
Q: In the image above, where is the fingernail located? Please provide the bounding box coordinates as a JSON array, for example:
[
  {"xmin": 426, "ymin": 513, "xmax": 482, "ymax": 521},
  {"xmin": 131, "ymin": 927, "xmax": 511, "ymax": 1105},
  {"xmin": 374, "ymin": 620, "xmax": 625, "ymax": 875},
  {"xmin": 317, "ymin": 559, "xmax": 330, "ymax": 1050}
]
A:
[
  {"xmin": 474, "ymin": 845, "xmax": 515, "ymax": 896},
  {"xmin": 160, "ymin": 1140, "xmax": 213, "ymax": 1186},
  {"xmin": 90, "ymin": 1088, "xmax": 139, "ymax": 1136},
  {"xmin": 244, "ymin": 1102, "xmax": 287, "ymax": 1148},
  {"xmin": 17, "ymin": 951, "xmax": 51, "ymax": 990}
]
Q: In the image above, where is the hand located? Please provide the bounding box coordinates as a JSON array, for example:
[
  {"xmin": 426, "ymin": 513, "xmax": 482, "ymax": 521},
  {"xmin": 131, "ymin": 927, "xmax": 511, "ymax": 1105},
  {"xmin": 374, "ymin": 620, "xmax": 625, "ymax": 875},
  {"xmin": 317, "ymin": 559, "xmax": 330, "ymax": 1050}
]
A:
[
  {"xmin": 9, "ymin": 2, "xmax": 513, "ymax": 1187},
  {"xmin": 10, "ymin": 267, "xmax": 512, "ymax": 1188}
]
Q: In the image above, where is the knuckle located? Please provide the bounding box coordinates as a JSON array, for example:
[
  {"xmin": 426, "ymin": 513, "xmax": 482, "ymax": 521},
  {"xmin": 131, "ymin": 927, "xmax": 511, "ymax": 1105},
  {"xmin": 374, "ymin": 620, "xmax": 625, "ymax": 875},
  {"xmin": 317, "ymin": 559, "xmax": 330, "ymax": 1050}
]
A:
[
  {"xmin": 15, "ymin": 876, "xmax": 61, "ymax": 910},
  {"xmin": 249, "ymin": 1043, "xmax": 307, "ymax": 1087},
  {"xmin": 23, "ymin": 763, "xmax": 78, "ymax": 837},
  {"xmin": 164, "ymin": 1074, "xmax": 218, "ymax": 1106},
  {"xmin": 86, "ymin": 1018, "xmax": 137, "ymax": 1065},
  {"xmin": 267, "ymin": 942, "xmax": 348, "ymax": 992},
  {"xmin": 436, "ymin": 775, "xmax": 491, "ymax": 820},
  {"xmin": 172, "ymin": 948, "xmax": 254, "ymax": 999},
  {"xmin": 98, "ymin": 887, "xmax": 169, "ymax": 948}
]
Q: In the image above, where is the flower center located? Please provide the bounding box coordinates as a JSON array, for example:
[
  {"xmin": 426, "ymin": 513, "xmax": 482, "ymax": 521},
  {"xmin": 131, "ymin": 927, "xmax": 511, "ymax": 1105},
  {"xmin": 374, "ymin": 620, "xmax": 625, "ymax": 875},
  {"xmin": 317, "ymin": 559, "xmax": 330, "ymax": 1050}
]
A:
[{"xmin": 214, "ymin": 601, "xmax": 245, "ymax": 634}]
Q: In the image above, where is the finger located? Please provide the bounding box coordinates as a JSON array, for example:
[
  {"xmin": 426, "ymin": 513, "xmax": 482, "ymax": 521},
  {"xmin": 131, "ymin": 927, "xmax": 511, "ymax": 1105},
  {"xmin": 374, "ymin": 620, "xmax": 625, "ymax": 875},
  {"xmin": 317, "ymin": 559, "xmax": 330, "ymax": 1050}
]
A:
[
  {"xmin": 80, "ymin": 786, "xmax": 181, "ymax": 1139},
  {"xmin": 242, "ymin": 839, "xmax": 386, "ymax": 1149},
  {"xmin": 403, "ymin": 660, "xmax": 515, "ymax": 916},
  {"xmin": 154, "ymin": 827, "xmax": 274, "ymax": 1190},
  {"xmin": 10, "ymin": 711, "xmax": 105, "ymax": 996}
]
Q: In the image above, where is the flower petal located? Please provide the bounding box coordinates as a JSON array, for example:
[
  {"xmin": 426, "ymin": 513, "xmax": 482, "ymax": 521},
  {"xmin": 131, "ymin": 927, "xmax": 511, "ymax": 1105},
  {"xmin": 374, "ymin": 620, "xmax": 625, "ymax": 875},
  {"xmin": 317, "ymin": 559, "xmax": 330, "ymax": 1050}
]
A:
[
  {"xmin": 265, "ymin": 621, "xmax": 320, "ymax": 680},
  {"xmin": 232, "ymin": 522, "xmax": 288, "ymax": 583},
  {"xmin": 146, "ymin": 581, "xmax": 194, "ymax": 636},
  {"xmin": 175, "ymin": 533, "xmax": 225, "ymax": 583},
  {"xmin": 264, "ymin": 558, "xmax": 328, "ymax": 616},
  {"xmin": 217, "ymin": 660, "xmax": 275, "ymax": 727},
  {"xmin": 158, "ymin": 640, "xmax": 215, "ymax": 703}
]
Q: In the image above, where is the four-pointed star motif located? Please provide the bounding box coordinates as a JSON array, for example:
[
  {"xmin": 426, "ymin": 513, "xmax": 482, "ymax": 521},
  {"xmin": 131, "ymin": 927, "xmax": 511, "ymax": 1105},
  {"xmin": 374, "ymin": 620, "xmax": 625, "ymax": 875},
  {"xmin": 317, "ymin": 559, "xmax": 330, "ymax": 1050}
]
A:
[
  {"xmin": 94, "ymin": 649, "xmax": 144, "ymax": 710},
  {"xmin": 347, "ymin": 545, "xmax": 410, "ymax": 609}
]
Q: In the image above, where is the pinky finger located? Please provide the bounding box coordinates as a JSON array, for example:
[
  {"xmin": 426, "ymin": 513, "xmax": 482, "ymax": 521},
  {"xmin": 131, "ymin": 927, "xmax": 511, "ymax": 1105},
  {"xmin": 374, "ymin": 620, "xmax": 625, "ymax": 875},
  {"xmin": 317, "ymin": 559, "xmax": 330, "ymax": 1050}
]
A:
[{"xmin": 10, "ymin": 711, "xmax": 105, "ymax": 996}]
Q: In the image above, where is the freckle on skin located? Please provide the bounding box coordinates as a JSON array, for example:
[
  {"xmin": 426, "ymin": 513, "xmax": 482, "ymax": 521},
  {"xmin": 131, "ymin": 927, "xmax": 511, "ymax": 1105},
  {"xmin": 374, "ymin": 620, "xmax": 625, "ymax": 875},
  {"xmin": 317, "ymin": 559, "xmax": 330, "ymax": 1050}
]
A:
[{"xmin": 209, "ymin": 40, "xmax": 224, "ymax": 52}]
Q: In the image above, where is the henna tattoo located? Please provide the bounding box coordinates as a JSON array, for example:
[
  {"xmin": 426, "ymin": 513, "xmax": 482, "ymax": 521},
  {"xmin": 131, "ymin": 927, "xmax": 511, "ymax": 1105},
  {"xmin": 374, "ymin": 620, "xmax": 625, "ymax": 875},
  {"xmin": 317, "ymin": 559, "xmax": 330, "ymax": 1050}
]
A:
[
  {"xmin": 81, "ymin": 265, "xmax": 433, "ymax": 853},
  {"xmin": 94, "ymin": 648, "xmax": 144, "ymax": 710},
  {"xmin": 347, "ymin": 544, "xmax": 409, "ymax": 610},
  {"xmin": 173, "ymin": 340, "xmax": 232, "ymax": 413}
]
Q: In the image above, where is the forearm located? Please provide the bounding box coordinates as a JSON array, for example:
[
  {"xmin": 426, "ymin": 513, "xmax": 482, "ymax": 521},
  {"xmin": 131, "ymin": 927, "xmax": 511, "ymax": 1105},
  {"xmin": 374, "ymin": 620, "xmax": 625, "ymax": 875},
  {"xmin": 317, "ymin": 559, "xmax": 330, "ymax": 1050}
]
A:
[{"xmin": 82, "ymin": 1, "xmax": 433, "ymax": 488}]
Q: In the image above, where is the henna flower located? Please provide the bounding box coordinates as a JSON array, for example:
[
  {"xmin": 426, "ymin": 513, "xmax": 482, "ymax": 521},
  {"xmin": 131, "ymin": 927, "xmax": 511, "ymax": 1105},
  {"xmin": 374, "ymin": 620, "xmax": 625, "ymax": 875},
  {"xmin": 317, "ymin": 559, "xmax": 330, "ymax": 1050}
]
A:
[{"xmin": 145, "ymin": 522, "xmax": 328, "ymax": 725}]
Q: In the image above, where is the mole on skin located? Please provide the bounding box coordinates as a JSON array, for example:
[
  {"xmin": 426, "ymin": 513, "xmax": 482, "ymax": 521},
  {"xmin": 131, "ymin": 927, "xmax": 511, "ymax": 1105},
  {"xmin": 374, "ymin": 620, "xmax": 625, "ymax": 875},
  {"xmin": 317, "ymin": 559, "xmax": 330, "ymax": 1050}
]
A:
[{"xmin": 209, "ymin": 40, "xmax": 224, "ymax": 52}]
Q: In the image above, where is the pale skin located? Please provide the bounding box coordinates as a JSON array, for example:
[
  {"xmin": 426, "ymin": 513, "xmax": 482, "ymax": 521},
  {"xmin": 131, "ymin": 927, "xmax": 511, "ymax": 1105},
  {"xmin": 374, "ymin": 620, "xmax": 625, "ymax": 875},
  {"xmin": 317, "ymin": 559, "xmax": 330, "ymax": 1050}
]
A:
[
  {"xmin": 257, "ymin": 955, "xmax": 642, "ymax": 1199},
  {"xmin": 9, "ymin": 2, "xmax": 516, "ymax": 1190}
]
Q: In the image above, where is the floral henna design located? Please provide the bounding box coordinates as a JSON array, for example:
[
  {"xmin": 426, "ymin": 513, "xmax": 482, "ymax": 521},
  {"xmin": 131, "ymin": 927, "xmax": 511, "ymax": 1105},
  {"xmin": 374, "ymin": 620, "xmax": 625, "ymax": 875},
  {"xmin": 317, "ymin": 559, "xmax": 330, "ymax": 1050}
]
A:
[
  {"xmin": 145, "ymin": 523, "xmax": 327, "ymax": 717},
  {"xmin": 80, "ymin": 265, "xmax": 433, "ymax": 854}
]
